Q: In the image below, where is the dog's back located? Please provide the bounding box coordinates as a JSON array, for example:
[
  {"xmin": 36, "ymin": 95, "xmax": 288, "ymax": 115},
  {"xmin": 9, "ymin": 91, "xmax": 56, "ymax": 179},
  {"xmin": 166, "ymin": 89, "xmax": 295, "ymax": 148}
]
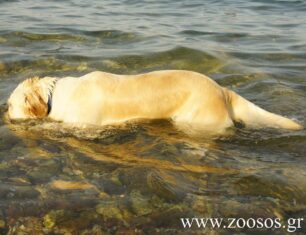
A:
[{"xmin": 8, "ymin": 70, "xmax": 303, "ymax": 133}]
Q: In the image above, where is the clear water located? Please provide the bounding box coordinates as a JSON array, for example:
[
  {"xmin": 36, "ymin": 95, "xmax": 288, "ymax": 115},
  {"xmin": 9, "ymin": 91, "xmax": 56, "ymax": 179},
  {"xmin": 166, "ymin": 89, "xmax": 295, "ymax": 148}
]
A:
[{"xmin": 0, "ymin": 0, "xmax": 306, "ymax": 234}]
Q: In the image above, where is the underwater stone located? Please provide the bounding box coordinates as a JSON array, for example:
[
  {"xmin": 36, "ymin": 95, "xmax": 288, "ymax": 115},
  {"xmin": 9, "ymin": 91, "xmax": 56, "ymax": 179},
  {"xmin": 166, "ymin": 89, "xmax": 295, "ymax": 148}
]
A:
[
  {"xmin": 0, "ymin": 183, "xmax": 40, "ymax": 199},
  {"xmin": 28, "ymin": 170, "xmax": 55, "ymax": 184},
  {"xmin": 7, "ymin": 217, "xmax": 43, "ymax": 235},
  {"xmin": 7, "ymin": 177, "xmax": 31, "ymax": 186},
  {"xmin": 50, "ymin": 180, "xmax": 95, "ymax": 190},
  {"xmin": 147, "ymin": 170, "xmax": 186, "ymax": 202},
  {"xmin": 0, "ymin": 219, "xmax": 5, "ymax": 229},
  {"xmin": 130, "ymin": 190, "xmax": 154, "ymax": 216},
  {"xmin": 43, "ymin": 210, "xmax": 65, "ymax": 230},
  {"xmin": 96, "ymin": 203, "xmax": 124, "ymax": 221}
]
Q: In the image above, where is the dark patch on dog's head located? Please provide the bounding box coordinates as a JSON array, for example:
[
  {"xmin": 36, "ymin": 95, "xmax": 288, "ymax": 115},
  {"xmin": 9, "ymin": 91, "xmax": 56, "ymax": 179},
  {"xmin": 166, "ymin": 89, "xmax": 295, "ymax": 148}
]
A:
[
  {"xmin": 8, "ymin": 77, "xmax": 49, "ymax": 119},
  {"xmin": 24, "ymin": 86, "xmax": 48, "ymax": 118}
]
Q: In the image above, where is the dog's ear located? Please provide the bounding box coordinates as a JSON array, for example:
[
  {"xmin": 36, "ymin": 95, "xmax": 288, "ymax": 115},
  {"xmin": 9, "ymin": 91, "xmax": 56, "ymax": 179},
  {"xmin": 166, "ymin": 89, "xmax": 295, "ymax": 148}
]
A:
[{"xmin": 24, "ymin": 79, "xmax": 48, "ymax": 118}]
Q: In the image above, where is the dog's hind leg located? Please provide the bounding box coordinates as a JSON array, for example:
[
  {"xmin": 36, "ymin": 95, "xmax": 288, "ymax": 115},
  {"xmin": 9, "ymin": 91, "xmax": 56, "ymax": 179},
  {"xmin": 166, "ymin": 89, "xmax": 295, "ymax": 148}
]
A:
[{"xmin": 171, "ymin": 94, "xmax": 234, "ymax": 134}]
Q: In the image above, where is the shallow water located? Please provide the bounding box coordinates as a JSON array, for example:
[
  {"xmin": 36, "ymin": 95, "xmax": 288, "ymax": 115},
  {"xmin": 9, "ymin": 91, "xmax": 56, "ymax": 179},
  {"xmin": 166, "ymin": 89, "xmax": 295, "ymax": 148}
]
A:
[{"xmin": 0, "ymin": 0, "xmax": 306, "ymax": 234}]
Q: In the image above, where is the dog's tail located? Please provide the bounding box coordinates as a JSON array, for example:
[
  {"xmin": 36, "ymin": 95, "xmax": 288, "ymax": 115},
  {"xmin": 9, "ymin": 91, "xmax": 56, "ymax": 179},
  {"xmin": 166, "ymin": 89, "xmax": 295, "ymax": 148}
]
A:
[{"xmin": 223, "ymin": 88, "xmax": 303, "ymax": 130}]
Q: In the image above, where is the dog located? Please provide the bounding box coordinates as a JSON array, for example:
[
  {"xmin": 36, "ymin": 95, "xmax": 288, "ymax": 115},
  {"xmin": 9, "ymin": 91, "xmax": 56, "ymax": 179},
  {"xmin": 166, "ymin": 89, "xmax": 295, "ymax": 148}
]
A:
[{"xmin": 7, "ymin": 70, "xmax": 303, "ymax": 134}]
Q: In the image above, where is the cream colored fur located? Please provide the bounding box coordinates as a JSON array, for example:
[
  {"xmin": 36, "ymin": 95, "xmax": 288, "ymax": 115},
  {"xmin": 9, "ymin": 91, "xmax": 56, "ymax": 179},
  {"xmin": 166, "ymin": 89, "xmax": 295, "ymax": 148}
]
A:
[{"xmin": 7, "ymin": 70, "xmax": 303, "ymax": 133}]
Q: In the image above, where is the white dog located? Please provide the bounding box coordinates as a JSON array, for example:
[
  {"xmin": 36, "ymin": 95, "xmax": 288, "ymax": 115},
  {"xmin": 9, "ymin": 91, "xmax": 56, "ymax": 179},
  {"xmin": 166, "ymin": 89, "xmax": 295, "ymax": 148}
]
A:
[{"xmin": 7, "ymin": 70, "xmax": 302, "ymax": 133}]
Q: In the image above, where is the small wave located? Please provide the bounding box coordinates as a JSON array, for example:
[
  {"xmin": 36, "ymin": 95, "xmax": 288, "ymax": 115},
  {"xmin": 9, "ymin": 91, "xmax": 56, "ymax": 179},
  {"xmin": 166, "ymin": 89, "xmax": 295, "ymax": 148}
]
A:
[
  {"xmin": 179, "ymin": 30, "xmax": 215, "ymax": 36},
  {"xmin": 51, "ymin": 28, "xmax": 142, "ymax": 43},
  {"xmin": 82, "ymin": 30, "xmax": 139, "ymax": 41},
  {"xmin": 0, "ymin": 56, "xmax": 97, "ymax": 77},
  {"xmin": 0, "ymin": 46, "xmax": 225, "ymax": 80},
  {"xmin": 248, "ymin": 0, "xmax": 306, "ymax": 11},
  {"xmin": 0, "ymin": 31, "xmax": 88, "ymax": 42},
  {"xmin": 0, "ymin": 29, "xmax": 142, "ymax": 47},
  {"xmin": 103, "ymin": 46, "xmax": 225, "ymax": 74},
  {"xmin": 180, "ymin": 30, "xmax": 249, "ymax": 39}
]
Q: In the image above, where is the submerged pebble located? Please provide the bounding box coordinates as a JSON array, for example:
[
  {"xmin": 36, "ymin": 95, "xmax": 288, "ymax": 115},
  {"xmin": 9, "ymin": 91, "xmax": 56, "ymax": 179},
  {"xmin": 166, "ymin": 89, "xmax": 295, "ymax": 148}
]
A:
[
  {"xmin": 130, "ymin": 190, "xmax": 154, "ymax": 216},
  {"xmin": 96, "ymin": 203, "xmax": 124, "ymax": 220},
  {"xmin": 7, "ymin": 177, "xmax": 31, "ymax": 186},
  {"xmin": 0, "ymin": 183, "xmax": 40, "ymax": 199},
  {"xmin": 7, "ymin": 217, "xmax": 43, "ymax": 235},
  {"xmin": 50, "ymin": 180, "xmax": 95, "ymax": 190},
  {"xmin": 43, "ymin": 210, "xmax": 63, "ymax": 230},
  {"xmin": 0, "ymin": 219, "xmax": 5, "ymax": 229},
  {"xmin": 147, "ymin": 170, "xmax": 186, "ymax": 202}
]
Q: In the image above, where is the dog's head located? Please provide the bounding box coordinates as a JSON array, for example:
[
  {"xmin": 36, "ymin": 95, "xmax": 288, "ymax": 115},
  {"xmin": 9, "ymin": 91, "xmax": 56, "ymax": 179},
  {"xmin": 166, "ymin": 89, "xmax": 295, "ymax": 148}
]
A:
[{"xmin": 7, "ymin": 77, "xmax": 54, "ymax": 120}]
